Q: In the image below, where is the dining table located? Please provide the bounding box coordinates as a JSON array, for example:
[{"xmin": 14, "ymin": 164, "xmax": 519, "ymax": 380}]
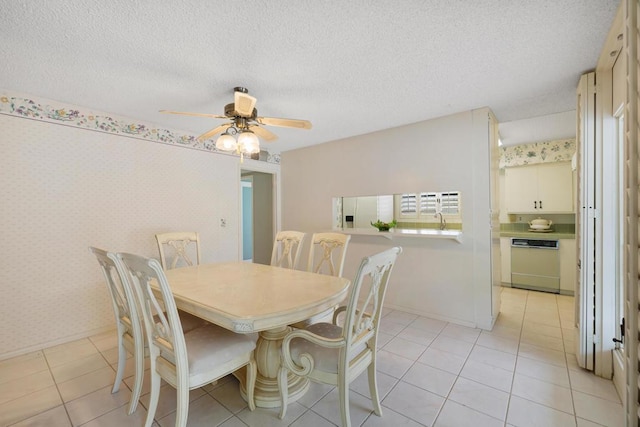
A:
[{"xmin": 161, "ymin": 261, "xmax": 351, "ymax": 408}]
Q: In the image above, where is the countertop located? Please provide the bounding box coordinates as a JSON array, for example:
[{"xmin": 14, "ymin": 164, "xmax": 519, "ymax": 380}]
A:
[{"xmin": 500, "ymin": 231, "xmax": 575, "ymax": 239}]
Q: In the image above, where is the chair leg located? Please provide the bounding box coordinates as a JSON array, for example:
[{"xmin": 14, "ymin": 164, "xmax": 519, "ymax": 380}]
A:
[
  {"xmin": 127, "ymin": 346, "xmax": 145, "ymax": 414},
  {"xmin": 175, "ymin": 384, "xmax": 190, "ymax": 427},
  {"xmin": 112, "ymin": 335, "xmax": 126, "ymax": 393},
  {"xmin": 367, "ymin": 362, "xmax": 383, "ymax": 416},
  {"xmin": 277, "ymin": 367, "xmax": 289, "ymax": 419},
  {"xmin": 144, "ymin": 370, "xmax": 161, "ymax": 427},
  {"xmin": 246, "ymin": 359, "xmax": 257, "ymax": 411},
  {"xmin": 338, "ymin": 376, "xmax": 351, "ymax": 427}
]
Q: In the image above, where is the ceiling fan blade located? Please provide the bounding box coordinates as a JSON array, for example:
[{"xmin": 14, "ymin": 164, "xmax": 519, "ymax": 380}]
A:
[
  {"xmin": 197, "ymin": 123, "xmax": 231, "ymax": 141},
  {"xmin": 249, "ymin": 125, "xmax": 278, "ymax": 142},
  {"xmin": 160, "ymin": 110, "xmax": 227, "ymax": 119},
  {"xmin": 257, "ymin": 116, "xmax": 312, "ymax": 130},
  {"xmin": 234, "ymin": 92, "xmax": 257, "ymax": 117}
]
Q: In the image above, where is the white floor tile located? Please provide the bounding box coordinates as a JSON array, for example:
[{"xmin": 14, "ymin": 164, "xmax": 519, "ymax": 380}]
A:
[
  {"xmin": 289, "ymin": 409, "xmax": 336, "ymax": 427},
  {"xmin": 237, "ymin": 402, "xmax": 305, "ymax": 427},
  {"xmin": 0, "ymin": 386, "xmax": 62, "ymax": 426},
  {"xmin": 382, "ymin": 381, "xmax": 444, "ymax": 426},
  {"xmin": 515, "ymin": 356, "xmax": 570, "ymax": 388},
  {"xmin": 402, "ymin": 362, "xmax": 457, "ymax": 397},
  {"xmin": 57, "ymin": 366, "xmax": 118, "ymax": 403},
  {"xmin": 139, "ymin": 383, "xmax": 206, "ymax": 421},
  {"xmin": 572, "ymin": 390, "xmax": 624, "ymax": 427},
  {"xmin": 409, "ymin": 317, "xmax": 448, "ymax": 334},
  {"xmin": 467, "ymin": 345, "xmax": 517, "ymax": 372},
  {"xmin": 440, "ymin": 323, "xmax": 481, "ymax": 343},
  {"xmin": 350, "ymin": 370, "xmax": 397, "ymax": 401},
  {"xmin": 65, "ymin": 385, "xmax": 131, "ymax": 426},
  {"xmin": 397, "ymin": 326, "xmax": 438, "ymax": 347},
  {"xmin": 0, "ymin": 369, "xmax": 55, "ymax": 406},
  {"xmin": 157, "ymin": 393, "xmax": 232, "ymax": 427},
  {"xmin": 206, "ymin": 377, "xmax": 248, "ymax": 414},
  {"xmin": 361, "ymin": 406, "xmax": 423, "ymax": 426},
  {"xmin": 429, "ymin": 335, "xmax": 474, "ymax": 358},
  {"xmin": 448, "ymin": 377, "xmax": 509, "ymax": 421},
  {"xmin": 434, "ymin": 399, "xmax": 503, "ymax": 427},
  {"xmin": 568, "ymin": 369, "xmax": 622, "ymax": 403},
  {"xmin": 296, "ymin": 381, "xmax": 334, "ymax": 409},
  {"xmin": 10, "ymin": 405, "xmax": 72, "ymax": 427},
  {"xmin": 375, "ymin": 350, "xmax": 413, "ymax": 379},
  {"xmin": 459, "ymin": 360, "xmax": 513, "ymax": 392},
  {"xmin": 383, "ymin": 310, "xmax": 419, "ymax": 326},
  {"xmin": 50, "ymin": 353, "xmax": 109, "ymax": 384},
  {"xmin": 518, "ymin": 343, "xmax": 566, "ymax": 367},
  {"xmin": 506, "ymin": 395, "xmax": 576, "ymax": 427},
  {"xmin": 81, "ymin": 402, "xmax": 150, "ymax": 427},
  {"xmin": 511, "ymin": 373, "xmax": 574, "ymax": 414},
  {"xmin": 382, "ymin": 336, "xmax": 427, "ymax": 360},
  {"xmin": 44, "ymin": 339, "xmax": 100, "ymax": 368},
  {"xmin": 311, "ymin": 388, "xmax": 373, "ymax": 427},
  {"xmin": 0, "ymin": 351, "xmax": 49, "ymax": 385},
  {"xmin": 418, "ymin": 347, "xmax": 467, "ymax": 375}
]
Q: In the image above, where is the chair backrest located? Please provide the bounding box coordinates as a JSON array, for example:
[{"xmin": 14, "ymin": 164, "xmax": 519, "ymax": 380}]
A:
[
  {"xmin": 341, "ymin": 247, "xmax": 402, "ymax": 356},
  {"xmin": 307, "ymin": 232, "xmax": 351, "ymax": 277},
  {"xmin": 89, "ymin": 247, "xmax": 144, "ymax": 351},
  {"xmin": 270, "ymin": 231, "xmax": 306, "ymax": 269},
  {"xmin": 155, "ymin": 232, "xmax": 201, "ymax": 270},
  {"xmin": 117, "ymin": 252, "xmax": 188, "ymax": 375}
]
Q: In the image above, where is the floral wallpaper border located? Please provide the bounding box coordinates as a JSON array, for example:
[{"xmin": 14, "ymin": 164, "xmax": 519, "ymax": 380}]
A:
[
  {"xmin": 500, "ymin": 139, "xmax": 575, "ymax": 168},
  {"xmin": 0, "ymin": 91, "xmax": 280, "ymax": 164}
]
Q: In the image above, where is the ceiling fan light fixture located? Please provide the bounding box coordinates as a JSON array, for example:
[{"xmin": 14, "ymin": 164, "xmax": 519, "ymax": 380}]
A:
[
  {"xmin": 237, "ymin": 130, "xmax": 260, "ymax": 154},
  {"xmin": 215, "ymin": 133, "xmax": 237, "ymax": 151}
]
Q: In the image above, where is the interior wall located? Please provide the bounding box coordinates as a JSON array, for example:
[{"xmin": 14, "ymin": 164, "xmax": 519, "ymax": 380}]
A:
[
  {"xmin": 0, "ymin": 114, "xmax": 246, "ymax": 359},
  {"xmin": 281, "ymin": 108, "xmax": 495, "ymax": 329}
]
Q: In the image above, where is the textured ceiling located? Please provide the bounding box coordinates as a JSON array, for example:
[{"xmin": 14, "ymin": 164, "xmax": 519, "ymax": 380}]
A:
[{"xmin": 0, "ymin": 1, "xmax": 619, "ymax": 152}]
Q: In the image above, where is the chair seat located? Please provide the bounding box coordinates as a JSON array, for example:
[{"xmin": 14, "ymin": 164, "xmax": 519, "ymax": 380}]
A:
[
  {"xmin": 184, "ymin": 325, "xmax": 256, "ymax": 375},
  {"xmin": 290, "ymin": 323, "xmax": 366, "ymax": 374}
]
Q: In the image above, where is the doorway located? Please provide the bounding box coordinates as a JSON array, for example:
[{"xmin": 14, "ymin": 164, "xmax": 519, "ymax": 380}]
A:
[{"xmin": 240, "ymin": 168, "xmax": 275, "ymax": 265}]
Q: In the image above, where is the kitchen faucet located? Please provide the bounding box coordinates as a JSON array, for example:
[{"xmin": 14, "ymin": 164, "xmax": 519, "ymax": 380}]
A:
[{"xmin": 435, "ymin": 212, "xmax": 446, "ymax": 230}]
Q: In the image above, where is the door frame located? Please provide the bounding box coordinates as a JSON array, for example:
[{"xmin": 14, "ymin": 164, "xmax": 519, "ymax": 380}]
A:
[{"xmin": 238, "ymin": 158, "xmax": 281, "ymax": 261}]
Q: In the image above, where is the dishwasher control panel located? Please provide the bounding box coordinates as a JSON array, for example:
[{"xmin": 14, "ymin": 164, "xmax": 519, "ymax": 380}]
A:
[{"xmin": 511, "ymin": 238, "xmax": 559, "ymax": 249}]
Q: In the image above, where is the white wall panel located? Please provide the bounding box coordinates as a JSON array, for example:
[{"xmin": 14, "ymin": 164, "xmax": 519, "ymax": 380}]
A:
[
  {"xmin": 0, "ymin": 114, "xmax": 242, "ymax": 358},
  {"xmin": 281, "ymin": 109, "xmax": 495, "ymax": 328}
]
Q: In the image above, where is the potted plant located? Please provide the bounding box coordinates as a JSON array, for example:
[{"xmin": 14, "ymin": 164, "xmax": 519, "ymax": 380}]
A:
[{"xmin": 370, "ymin": 219, "xmax": 397, "ymax": 232}]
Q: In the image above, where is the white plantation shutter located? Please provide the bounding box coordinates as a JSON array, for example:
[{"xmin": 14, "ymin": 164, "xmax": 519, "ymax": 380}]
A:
[
  {"xmin": 419, "ymin": 192, "xmax": 460, "ymax": 215},
  {"xmin": 400, "ymin": 194, "xmax": 417, "ymax": 215}
]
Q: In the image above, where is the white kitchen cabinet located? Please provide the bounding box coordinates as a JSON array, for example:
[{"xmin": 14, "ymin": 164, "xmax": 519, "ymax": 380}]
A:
[
  {"xmin": 560, "ymin": 239, "xmax": 576, "ymax": 295},
  {"xmin": 505, "ymin": 162, "xmax": 574, "ymax": 213},
  {"xmin": 500, "ymin": 237, "xmax": 511, "ymax": 284}
]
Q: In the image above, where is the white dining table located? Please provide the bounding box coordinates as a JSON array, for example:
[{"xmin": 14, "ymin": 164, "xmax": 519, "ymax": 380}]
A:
[{"xmin": 162, "ymin": 261, "xmax": 351, "ymax": 408}]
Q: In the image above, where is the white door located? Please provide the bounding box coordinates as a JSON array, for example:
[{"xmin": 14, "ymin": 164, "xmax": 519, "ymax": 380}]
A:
[{"xmin": 576, "ymin": 72, "xmax": 596, "ymax": 371}]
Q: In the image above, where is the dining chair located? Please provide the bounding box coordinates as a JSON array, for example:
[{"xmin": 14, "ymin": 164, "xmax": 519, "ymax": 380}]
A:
[
  {"xmin": 155, "ymin": 231, "xmax": 201, "ymax": 270},
  {"xmin": 117, "ymin": 252, "xmax": 257, "ymax": 427},
  {"xmin": 89, "ymin": 246, "xmax": 146, "ymax": 415},
  {"xmin": 307, "ymin": 232, "xmax": 351, "ymax": 277},
  {"xmin": 278, "ymin": 246, "xmax": 402, "ymax": 427},
  {"xmin": 270, "ymin": 230, "xmax": 306, "ymax": 269},
  {"xmin": 90, "ymin": 247, "xmax": 210, "ymax": 415},
  {"xmin": 291, "ymin": 232, "xmax": 352, "ymax": 328}
]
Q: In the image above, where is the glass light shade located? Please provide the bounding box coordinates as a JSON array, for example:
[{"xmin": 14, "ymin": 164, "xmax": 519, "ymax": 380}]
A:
[
  {"xmin": 215, "ymin": 133, "xmax": 237, "ymax": 151},
  {"xmin": 237, "ymin": 131, "xmax": 260, "ymax": 154}
]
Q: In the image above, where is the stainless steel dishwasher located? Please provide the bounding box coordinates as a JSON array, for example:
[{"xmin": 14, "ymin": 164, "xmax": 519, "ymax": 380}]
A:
[{"xmin": 510, "ymin": 238, "xmax": 560, "ymax": 293}]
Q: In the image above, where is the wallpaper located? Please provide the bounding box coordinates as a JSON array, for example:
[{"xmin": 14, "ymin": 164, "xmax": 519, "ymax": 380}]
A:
[
  {"xmin": 0, "ymin": 113, "xmax": 244, "ymax": 358},
  {"xmin": 500, "ymin": 138, "xmax": 575, "ymax": 168},
  {"xmin": 0, "ymin": 91, "xmax": 281, "ymax": 164}
]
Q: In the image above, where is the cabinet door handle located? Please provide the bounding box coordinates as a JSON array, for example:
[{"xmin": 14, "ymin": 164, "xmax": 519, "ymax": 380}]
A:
[
  {"xmin": 534, "ymin": 201, "xmax": 537, "ymax": 209},
  {"xmin": 539, "ymin": 200, "xmax": 543, "ymax": 209}
]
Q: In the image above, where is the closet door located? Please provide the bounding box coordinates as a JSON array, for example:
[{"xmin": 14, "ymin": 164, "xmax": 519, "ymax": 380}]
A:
[{"xmin": 576, "ymin": 72, "xmax": 596, "ymax": 371}]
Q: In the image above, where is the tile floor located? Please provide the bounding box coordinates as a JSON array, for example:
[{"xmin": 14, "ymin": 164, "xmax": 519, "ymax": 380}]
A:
[{"xmin": 0, "ymin": 287, "xmax": 624, "ymax": 426}]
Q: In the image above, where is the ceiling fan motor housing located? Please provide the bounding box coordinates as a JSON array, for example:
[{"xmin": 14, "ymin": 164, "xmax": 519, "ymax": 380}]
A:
[{"xmin": 224, "ymin": 102, "xmax": 257, "ymax": 119}]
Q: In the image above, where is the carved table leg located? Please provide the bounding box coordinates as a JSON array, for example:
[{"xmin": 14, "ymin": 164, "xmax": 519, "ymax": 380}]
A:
[{"xmin": 238, "ymin": 326, "xmax": 309, "ymax": 408}]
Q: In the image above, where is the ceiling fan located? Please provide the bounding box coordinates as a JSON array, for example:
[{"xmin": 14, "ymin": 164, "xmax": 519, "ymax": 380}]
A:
[{"xmin": 160, "ymin": 87, "xmax": 312, "ymax": 154}]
